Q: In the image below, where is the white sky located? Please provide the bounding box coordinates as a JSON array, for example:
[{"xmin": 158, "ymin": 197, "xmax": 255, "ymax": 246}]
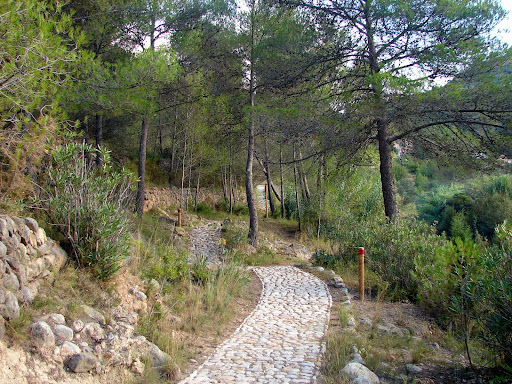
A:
[{"xmin": 495, "ymin": 0, "xmax": 512, "ymax": 45}]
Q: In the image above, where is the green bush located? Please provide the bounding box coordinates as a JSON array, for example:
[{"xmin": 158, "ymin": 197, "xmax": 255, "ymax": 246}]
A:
[
  {"xmin": 35, "ymin": 143, "xmax": 136, "ymax": 280},
  {"xmin": 474, "ymin": 221, "xmax": 512, "ymax": 364},
  {"xmin": 311, "ymin": 250, "xmax": 339, "ymax": 269},
  {"xmin": 196, "ymin": 201, "xmax": 214, "ymax": 214},
  {"xmin": 141, "ymin": 242, "xmax": 189, "ymax": 288}
]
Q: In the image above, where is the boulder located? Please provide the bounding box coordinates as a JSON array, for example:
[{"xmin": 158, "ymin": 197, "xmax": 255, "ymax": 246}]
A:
[
  {"xmin": 149, "ymin": 342, "xmax": 172, "ymax": 367},
  {"xmin": 31, "ymin": 321, "xmax": 55, "ymax": 348},
  {"xmin": 66, "ymin": 352, "xmax": 97, "ymax": 373},
  {"xmin": 342, "ymin": 362, "xmax": 380, "ymax": 384}
]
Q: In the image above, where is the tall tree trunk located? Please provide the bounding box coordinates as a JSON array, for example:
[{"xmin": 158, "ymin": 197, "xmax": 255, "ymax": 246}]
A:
[
  {"xmin": 298, "ymin": 148, "xmax": 311, "ymax": 201},
  {"xmin": 95, "ymin": 114, "xmax": 103, "ymax": 166},
  {"xmin": 280, "ymin": 144, "xmax": 285, "ymax": 219},
  {"xmin": 365, "ymin": 4, "xmax": 398, "ymax": 221},
  {"xmin": 229, "ymin": 162, "xmax": 234, "ymax": 214},
  {"xmin": 246, "ymin": 0, "xmax": 258, "ymax": 247},
  {"xmin": 293, "ymin": 142, "xmax": 301, "ymax": 231},
  {"xmin": 136, "ymin": 118, "xmax": 149, "ymax": 218},
  {"xmin": 378, "ymin": 121, "xmax": 398, "ymax": 220}
]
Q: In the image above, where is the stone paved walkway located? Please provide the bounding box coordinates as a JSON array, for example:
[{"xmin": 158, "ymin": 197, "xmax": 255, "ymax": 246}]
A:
[
  {"xmin": 188, "ymin": 222, "xmax": 224, "ymax": 265},
  {"xmin": 179, "ymin": 266, "xmax": 332, "ymax": 384}
]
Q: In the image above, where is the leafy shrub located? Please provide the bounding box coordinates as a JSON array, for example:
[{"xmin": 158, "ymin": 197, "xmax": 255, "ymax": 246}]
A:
[
  {"xmin": 221, "ymin": 219, "xmax": 248, "ymax": 249},
  {"xmin": 196, "ymin": 201, "xmax": 214, "ymax": 214},
  {"xmin": 473, "ymin": 221, "xmax": 512, "ymax": 364},
  {"xmin": 141, "ymin": 242, "xmax": 189, "ymax": 288},
  {"xmin": 232, "ymin": 203, "xmax": 249, "ymax": 216},
  {"xmin": 311, "ymin": 250, "xmax": 339, "ymax": 269},
  {"xmin": 190, "ymin": 257, "xmax": 212, "ymax": 285},
  {"xmin": 35, "ymin": 143, "xmax": 136, "ymax": 280},
  {"xmin": 336, "ymin": 218, "xmax": 446, "ymax": 300}
]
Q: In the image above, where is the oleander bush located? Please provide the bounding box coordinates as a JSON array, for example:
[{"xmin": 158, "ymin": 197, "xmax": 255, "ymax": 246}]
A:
[{"xmin": 35, "ymin": 142, "xmax": 136, "ymax": 280}]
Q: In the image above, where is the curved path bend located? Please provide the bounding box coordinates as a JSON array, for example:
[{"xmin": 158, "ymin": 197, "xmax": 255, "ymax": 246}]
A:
[{"xmin": 179, "ymin": 266, "xmax": 332, "ymax": 384}]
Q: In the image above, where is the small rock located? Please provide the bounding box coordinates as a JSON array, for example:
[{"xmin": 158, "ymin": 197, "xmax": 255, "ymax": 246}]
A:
[
  {"xmin": 24, "ymin": 217, "xmax": 39, "ymax": 233},
  {"xmin": 406, "ymin": 364, "xmax": 422, "ymax": 374},
  {"xmin": 21, "ymin": 285, "xmax": 37, "ymax": 304},
  {"xmin": 429, "ymin": 342, "xmax": 440, "ymax": 349},
  {"xmin": 31, "ymin": 321, "xmax": 55, "ymax": 348},
  {"xmin": 54, "ymin": 324, "xmax": 74, "ymax": 342},
  {"xmin": 343, "ymin": 300, "xmax": 351, "ymax": 306},
  {"xmin": 72, "ymin": 320, "xmax": 84, "ymax": 333},
  {"xmin": 135, "ymin": 291, "xmax": 147, "ymax": 301},
  {"xmin": 316, "ymin": 267, "xmax": 324, "ymax": 272},
  {"xmin": 350, "ymin": 352, "xmax": 366, "ymax": 365},
  {"xmin": 66, "ymin": 352, "xmax": 97, "ymax": 373},
  {"xmin": 0, "ymin": 289, "xmax": 5, "ymax": 303},
  {"xmin": 0, "ymin": 241, "xmax": 6, "ymax": 257},
  {"xmin": 83, "ymin": 322, "xmax": 105, "ymax": 342},
  {"xmin": 3, "ymin": 292, "xmax": 20, "ymax": 320},
  {"xmin": 131, "ymin": 359, "xmax": 145, "ymax": 375},
  {"xmin": 48, "ymin": 313, "xmax": 66, "ymax": 326},
  {"xmin": 148, "ymin": 279, "xmax": 160, "ymax": 292},
  {"xmin": 347, "ymin": 317, "xmax": 356, "ymax": 327},
  {"xmin": 81, "ymin": 305, "xmax": 105, "ymax": 324},
  {"xmin": 60, "ymin": 341, "xmax": 81, "ymax": 357},
  {"xmin": 359, "ymin": 317, "xmax": 373, "ymax": 328},
  {"xmin": 353, "ymin": 377, "xmax": 374, "ymax": 384}
]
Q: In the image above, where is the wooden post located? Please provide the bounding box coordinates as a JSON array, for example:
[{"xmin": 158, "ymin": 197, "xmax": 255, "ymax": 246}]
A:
[
  {"xmin": 358, "ymin": 247, "xmax": 365, "ymax": 301},
  {"xmin": 178, "ymin": 209, "xmax": 182, "ymax": 227},
  {"xmin": 265, "ymin": 184, "xmax": 269, "ymax": 218}
]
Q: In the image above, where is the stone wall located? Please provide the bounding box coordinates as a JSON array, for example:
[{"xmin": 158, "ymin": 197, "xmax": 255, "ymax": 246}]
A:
[
  {"xmin": 144, "ymin": 186, "xmax": 246, "ymax": 212},
  {"xmin": 0, "ymin": 214, "xmax": 68, "ymax": 338}
]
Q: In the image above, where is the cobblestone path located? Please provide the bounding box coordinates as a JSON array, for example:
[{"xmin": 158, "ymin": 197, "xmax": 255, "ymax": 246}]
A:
[
  {"xmin": 188, "ymin": 222, "xmax": 223, "ymax": 265},
  {"xmin": 179, "ymin": 266, "xmax": 332, "ymax": 384}
]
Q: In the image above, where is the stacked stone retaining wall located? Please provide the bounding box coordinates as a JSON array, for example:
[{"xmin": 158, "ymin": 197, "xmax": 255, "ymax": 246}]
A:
[
  {"xmin": 0, "ymin": 214, "xmax": 68, "ymax": 338},
  {"xmin": 144, "ymin": 186, "xmax": 246, "ymax": 212}
]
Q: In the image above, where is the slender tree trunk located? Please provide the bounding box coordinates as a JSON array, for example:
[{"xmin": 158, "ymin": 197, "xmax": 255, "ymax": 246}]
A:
[
  {"xmin": 180, "ymin": 139, "xmax": 187, "ymax": 211},
  {"xmin": 280, "ymin": 144, "xmax": 285, "ymax": 219},
  {"xmin": 365, "ymin": 5, "xmax": 398, "ymax": 221},
  {"xmin": 246, "ymin": 0, "xmax": 258, "ymax": 247},
  {"xmin": 194, "ymin": 164, "xmax": 200, "ymax": 213},
  {"xmin": 95, "ymin": 114, "xmax": 103, "ymax": 166},
  {"xmin": 222, "ymin": 165, "xmax": 228, "ymax": 201},
  {"xmin": 265, "ymin": 161, "xmax": 276, "ymax": 215},
  {"xmin": 316, "ymin": 153, "xmax": 325, "ymax": 239},
  {"xmin": 229, "ymin": 162, "xmax": 233, "ymax": 214},
  {"xmin": 136, "ymin": 118, "xmax": 149, "ymax": 218},
  {"xmin": 293, "ymin": 142, "xmax": 301, "ymax": 231},
  {"xmin": 298, "ymin": 149, "xmax": 311, "ymax": 201}
]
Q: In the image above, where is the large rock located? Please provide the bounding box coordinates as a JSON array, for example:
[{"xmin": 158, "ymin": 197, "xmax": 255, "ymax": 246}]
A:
[
  {"xmin": 31, "ymin": 321, "xmax": 55, "ymax": 348},
  {"xmin": 66, "ymin": 352, "xmax": 97, "ymax": 373},
  {"xmin": 342, "ymin": 362, "xmax": 380, "ymax": 384},
  {"xmin": 0, "ymin": 241, "xmax": 6, "ymax": 257},
  {"xmin": 149, "ymin": 342, "xmax": 172, "ymax": 368}
]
